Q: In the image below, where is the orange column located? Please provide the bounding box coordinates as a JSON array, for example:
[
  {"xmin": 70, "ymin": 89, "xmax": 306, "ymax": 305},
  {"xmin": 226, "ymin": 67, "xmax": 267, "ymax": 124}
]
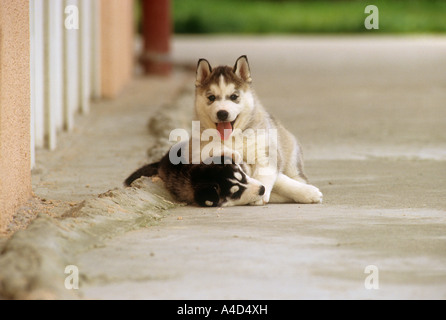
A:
[
  {"xmin": 100, "ymin": 0, "xmax": 135, "ymax": 98},
  {"xmin": 0, "ymin": 0, "xmax": 31, "ymax": 232},
  {"xmin": 141, "ymin": 0, "xmax": 172, "ymax": 75}
]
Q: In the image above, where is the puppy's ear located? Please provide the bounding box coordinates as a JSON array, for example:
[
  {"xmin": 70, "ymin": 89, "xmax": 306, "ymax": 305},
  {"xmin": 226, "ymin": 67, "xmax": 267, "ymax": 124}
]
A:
[
  {"xmin": 194, "ymin": 184, "xmax": 220, "ymax": 207},
  {"xmin": 196, "ymin": 58, "xmax": 212, "ymax": 87},
  {"xmin": 233, "ymin": 55, "xmax": 252, "ymax": 83}
]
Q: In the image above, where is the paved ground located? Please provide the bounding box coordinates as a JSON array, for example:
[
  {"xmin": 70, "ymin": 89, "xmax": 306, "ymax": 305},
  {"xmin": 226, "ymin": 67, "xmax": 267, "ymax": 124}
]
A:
[{"xmin": 2, "ymin": 36, "xmax": 446, "ymax": 300}]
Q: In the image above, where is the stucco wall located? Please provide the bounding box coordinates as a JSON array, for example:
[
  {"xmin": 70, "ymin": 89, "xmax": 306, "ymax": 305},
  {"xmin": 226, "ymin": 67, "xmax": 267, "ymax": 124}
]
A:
[
  {"xmin": 0, "ymin": 0, "xmax": 135, "ymax": 232},
  {"xmin": 100, "ymin": 0, "xmax": 134, "ymax": 98},
  {"xmin": 0, "ymin": 0, "xmax": 31, "ymax": 232}
]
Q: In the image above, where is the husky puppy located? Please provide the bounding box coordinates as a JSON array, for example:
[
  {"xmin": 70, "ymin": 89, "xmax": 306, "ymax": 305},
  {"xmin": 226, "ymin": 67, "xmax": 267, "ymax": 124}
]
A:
[
  {"xmin": 124, "ymin": 150, "xmax": 265, "ymax": 207},
  {"xmin": 194, "ymin": 55, "xmax": 323, "ymax": 205}
]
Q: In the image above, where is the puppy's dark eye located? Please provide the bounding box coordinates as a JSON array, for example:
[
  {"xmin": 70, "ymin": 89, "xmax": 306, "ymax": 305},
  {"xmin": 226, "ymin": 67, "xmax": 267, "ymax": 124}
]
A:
[
  {"xmin": 230, "ymin": 94, "xmax": 238, "ymax": 101},
  {"xmin": 208, "ymin": 95, "xmax": 216, "ymax": 102}
]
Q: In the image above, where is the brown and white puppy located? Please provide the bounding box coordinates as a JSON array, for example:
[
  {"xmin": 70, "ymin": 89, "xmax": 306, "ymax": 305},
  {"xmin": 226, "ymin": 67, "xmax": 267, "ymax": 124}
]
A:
[{"xmin": 193, "ymin": 55, "xmax": 323, "ymax": 205}]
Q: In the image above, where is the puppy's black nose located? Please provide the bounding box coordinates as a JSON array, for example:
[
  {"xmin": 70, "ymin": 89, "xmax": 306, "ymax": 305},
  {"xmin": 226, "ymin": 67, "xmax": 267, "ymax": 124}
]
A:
[
  {"xmin": 258, "ymin": 185, "xmax": 265, "ymax": 196},
  {"xmin": 217, "ymin": 110, "xmax": 229, "ymax": 121}
]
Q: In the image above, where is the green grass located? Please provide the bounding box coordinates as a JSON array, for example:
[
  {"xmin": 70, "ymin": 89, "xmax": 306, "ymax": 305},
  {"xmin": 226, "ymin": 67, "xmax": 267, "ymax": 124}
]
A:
[{"xmin": 172, "ymin": 0, "xmax": 446, "ymax": 34}]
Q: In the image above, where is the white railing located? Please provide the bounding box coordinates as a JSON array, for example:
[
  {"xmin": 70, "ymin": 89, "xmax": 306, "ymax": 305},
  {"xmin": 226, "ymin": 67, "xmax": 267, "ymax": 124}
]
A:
[{"xmin": 30, "ymin": 0, "xmax": 101, "ymax": 167}]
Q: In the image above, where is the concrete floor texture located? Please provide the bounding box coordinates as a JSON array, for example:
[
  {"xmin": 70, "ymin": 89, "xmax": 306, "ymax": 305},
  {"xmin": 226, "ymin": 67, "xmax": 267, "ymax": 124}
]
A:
[{"xmin": 1, "ymin": 36, "xmax": 446, "ymax": 300}]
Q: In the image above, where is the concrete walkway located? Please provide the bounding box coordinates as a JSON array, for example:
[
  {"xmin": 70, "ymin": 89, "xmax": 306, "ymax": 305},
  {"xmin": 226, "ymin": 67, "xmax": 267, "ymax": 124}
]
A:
[{"xmin": 2, "ymin": 36, "xmax": 446, "ymax": 299}]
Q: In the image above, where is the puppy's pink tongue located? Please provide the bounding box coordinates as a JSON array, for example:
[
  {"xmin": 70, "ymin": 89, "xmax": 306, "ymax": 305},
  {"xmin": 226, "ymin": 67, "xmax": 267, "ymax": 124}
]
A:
[{"xmin": 217, "ymin": 122, "xmax": 232, "ymax": 140}]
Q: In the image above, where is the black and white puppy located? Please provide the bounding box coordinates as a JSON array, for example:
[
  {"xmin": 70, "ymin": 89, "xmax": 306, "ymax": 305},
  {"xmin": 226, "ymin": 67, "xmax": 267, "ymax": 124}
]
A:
[{"xmin": 124, "ymin": 150, "xmax": 265, "ymax": 207}]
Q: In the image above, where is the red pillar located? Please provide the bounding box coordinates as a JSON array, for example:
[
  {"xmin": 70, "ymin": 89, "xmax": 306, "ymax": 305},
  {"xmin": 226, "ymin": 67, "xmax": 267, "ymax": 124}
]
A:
[{"xmin": 141, "ymin": 0, "xmax": 172, "ymax": 75}]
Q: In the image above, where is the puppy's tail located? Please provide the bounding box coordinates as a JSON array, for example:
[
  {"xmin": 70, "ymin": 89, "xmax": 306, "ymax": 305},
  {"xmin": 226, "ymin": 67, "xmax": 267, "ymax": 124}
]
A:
[{"xmin": 124, "ymin": 162, "xmax": 160, "ymax": 186}]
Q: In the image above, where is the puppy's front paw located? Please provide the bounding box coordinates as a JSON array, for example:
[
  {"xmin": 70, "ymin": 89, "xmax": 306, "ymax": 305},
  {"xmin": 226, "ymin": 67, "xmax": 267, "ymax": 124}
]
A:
[{"xmin": 294, "ymin": 185, "xmax": 323, "ymax": 204}]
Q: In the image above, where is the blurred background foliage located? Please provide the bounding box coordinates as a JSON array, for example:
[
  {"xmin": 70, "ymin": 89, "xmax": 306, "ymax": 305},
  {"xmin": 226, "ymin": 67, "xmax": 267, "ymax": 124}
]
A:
[{"xmin": 169, "ymin": 0, "xmax": 446, "ymax": 34}]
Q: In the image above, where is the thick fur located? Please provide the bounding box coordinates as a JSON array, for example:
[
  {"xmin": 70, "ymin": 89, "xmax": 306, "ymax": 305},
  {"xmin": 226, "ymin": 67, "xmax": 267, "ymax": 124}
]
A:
[
  {"xmin": 194, "ymin": 55, "xmax": 323, "ymax": 205},
  {"xmin": 124, "ymin": 151, "xmax": 265, "ymax": 207}
]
